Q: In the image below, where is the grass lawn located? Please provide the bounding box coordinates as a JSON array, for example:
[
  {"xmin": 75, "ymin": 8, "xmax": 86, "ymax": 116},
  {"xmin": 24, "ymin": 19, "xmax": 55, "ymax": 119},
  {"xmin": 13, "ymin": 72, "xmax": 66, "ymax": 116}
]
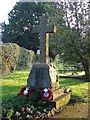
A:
[
  {"xmin": 1, "ymin": 68, "xmax": 89, "ymax": 103},
  {"xmin": 1, "ymin": 68, "xmax": 89, "ymax": 119},
  {"xmin": 1, "ymin": 69, "xmax": 30, "ymax": 102},
  {"xmin": 59, "ymin": 78, "xmax": 89, "ymax": 103}
]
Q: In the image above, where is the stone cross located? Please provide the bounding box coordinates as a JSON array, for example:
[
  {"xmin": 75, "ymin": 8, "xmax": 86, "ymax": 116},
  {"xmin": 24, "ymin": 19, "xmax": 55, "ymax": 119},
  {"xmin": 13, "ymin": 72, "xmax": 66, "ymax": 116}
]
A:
[{"xmin": 32, "ymin": 15, "xmax": 56, "ymax": 64}]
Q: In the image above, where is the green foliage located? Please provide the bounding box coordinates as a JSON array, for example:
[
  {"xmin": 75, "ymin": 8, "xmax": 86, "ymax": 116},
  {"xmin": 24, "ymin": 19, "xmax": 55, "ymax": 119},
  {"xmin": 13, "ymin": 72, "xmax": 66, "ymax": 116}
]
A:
[
  {"xmin": 1, "ymin": 2, "xmax": 64, "ymax": 54},
  {"xmin": 2, "ymin": 2, "xmax": 46, "ymax": 52},
  {"xmin": 2, "ymin": 96, "xmax": 34, "ymax": 119},
  {"xmin": 49, "ymin": 2, "xmax": 90, "ymax": 80},
  {"xmin": 2, "ymin": 96, "xmax": 33, "ymax": 110},
  {"xmin": 36, "ymin": 100, "xmax": 46, "ymax": 107},
  {"xmin": 0, "ymin": 43, "xmax": 35, "ymax": 75},
  {"xmin": 2, "ymin": 94, "xmax": 54, "ymax": 119},
  {"xmin": 1, "ymin": 2, "xmax": 90, "ymax": 80},
  {"xmin": 6, "ymin": 109, "xmax": 14, "ymax": 118},
  {"xmin": 17, "ymin": 46, "xmax": 35, "ymax": 69},
  {"xmin": 0, "ymin": 43, "xmax": 20, "ymax": 75},
  {"xmin": 58, "ymin": 2, "xmax": 90, "ymax": 81}
]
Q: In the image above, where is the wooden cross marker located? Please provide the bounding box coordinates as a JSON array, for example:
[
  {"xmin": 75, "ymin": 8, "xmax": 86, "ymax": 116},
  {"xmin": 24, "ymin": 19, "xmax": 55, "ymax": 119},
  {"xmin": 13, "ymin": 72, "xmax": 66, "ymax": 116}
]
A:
[{"xmin": 32, "ymin": 14, "xmax": 56, "ymax": 64}]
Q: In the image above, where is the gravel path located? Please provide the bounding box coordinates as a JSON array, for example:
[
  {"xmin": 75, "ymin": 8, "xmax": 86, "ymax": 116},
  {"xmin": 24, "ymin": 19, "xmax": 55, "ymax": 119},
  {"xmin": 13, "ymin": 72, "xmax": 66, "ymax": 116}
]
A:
[{"xmin": 50, "ymin": 102, "xmax": 89, "ymax": 119}]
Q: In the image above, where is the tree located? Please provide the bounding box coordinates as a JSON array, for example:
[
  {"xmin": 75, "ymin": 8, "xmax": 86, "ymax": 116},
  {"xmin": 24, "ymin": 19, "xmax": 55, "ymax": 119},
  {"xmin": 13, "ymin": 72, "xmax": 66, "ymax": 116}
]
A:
[
  {"xmin": 57, "ymin": 2, "xmax": 90, "ymax": 81},
  {"xmin": 2, "ymin": 2, "xmax": 89, "ymax": 81},
  {"xmin": 2, "ymin": 2, "xmax": 46, "ymax": 53},
  {"xmin": 1, "ymin": 2, "xmax": 64, "ymax": 54}
]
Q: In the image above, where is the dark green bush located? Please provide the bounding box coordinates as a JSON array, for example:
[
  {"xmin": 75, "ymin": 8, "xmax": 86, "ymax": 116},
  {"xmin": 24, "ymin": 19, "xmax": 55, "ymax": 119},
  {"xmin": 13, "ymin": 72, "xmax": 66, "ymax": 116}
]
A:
[
  {"xmin": 0, "ymin": 43, "xmax": 35, "ymax": 75},
  {"xmin": 0, "ymin": 43, "xmax": 19, "ymax": 75},
  {"xmin": 17, "ymin": 47, "xmax": 35, "ymax": 69},
  {"xmin": 2, "ymin": 96, "xmax": 54, "ymax": 120}
]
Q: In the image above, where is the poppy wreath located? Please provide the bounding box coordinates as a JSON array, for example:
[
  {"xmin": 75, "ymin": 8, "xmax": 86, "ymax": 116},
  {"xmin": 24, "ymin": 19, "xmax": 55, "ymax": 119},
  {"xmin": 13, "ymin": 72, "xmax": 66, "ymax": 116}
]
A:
[
  {"xmin": 18, "ymin": 86, "xmax": 29, "ymax": 97},
  {"xmin": 40, "ymin": 88, "xmax": 53, "ymax": 101}
]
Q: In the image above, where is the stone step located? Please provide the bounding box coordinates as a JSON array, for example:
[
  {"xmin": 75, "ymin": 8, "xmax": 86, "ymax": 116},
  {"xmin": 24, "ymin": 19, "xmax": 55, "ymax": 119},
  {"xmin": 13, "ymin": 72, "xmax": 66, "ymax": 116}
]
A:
[
  {"xmin": 50, "ymin": 92, "xmax": 71, "ymax": 109},
  {"xmin": 52, "ymin": 88, "xmax": 65, "ymax": 100}
]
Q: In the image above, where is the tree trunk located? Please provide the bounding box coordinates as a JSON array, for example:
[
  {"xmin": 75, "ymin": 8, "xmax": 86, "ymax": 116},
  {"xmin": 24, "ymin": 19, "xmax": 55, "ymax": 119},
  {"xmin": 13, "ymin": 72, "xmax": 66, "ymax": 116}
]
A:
[{"xmin": 82, "ymin": 59, "xmax": 90, "ymax": 82}]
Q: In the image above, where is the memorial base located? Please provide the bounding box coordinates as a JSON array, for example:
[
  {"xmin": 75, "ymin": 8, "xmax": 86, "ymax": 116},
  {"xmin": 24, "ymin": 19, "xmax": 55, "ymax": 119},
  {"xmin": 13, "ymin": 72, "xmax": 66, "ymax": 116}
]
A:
[
  {"xmin": 27, "ymin": 63, "xmax": 59, "ymax": 90},
  {"xmin": 26, "ymin": 63, "xmax": 71, "ymax": 109},
  {"xmin": 49, "ymin": 92, "xmax": 71, "ymax": 109},
  {"xmin": 27, "ymin": 63, "xmax": 52, "ymax": 90}
]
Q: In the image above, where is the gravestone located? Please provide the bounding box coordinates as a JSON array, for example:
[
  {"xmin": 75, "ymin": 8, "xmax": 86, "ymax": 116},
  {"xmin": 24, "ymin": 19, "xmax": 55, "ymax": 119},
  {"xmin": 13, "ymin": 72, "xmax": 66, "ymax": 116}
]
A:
[{"xmin": 25, "ymin": 14, "xmax": 71, "ymax": 108}]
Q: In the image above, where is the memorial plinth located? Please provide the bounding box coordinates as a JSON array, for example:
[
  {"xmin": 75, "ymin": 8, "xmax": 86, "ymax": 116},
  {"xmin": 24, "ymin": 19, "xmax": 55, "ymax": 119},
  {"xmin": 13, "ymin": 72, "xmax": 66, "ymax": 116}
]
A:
[
  {"xmin": 27, "ymin": 62, "xmax": 71, "ymax": 107},
  {"xmin": 27, "ymin": 63, "xmax": 52, "ymax": 90}
]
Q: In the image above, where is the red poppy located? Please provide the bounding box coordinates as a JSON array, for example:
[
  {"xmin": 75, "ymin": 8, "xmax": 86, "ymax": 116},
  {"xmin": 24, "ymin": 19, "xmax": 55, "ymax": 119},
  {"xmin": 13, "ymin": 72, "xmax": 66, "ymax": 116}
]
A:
[
  {"xmin": 40, "ymin": 88, "xmax": 53, "ymax": 101},
  {"xmin": 18, "ymin": 86, "xmax": 29, "ymax": 97}
]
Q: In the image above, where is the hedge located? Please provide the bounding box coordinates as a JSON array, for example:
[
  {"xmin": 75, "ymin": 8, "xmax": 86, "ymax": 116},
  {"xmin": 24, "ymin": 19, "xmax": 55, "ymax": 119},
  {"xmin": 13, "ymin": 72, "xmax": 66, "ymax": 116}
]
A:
[
  {"xmin": 17, "ymin": 46, "xmax": 35, "ymax": 69},
  {"xmin": 0, "ymin": 43, "xmax": 35, "ymax": 75}
]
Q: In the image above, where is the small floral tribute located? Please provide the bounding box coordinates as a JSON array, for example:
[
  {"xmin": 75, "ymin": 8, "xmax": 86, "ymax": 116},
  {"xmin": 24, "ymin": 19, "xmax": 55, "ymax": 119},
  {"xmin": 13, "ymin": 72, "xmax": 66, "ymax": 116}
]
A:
[
  {"xmin": 18, "ymin": 87, "xmax": 53, "ymax": 101},
  {"xmin": 18, "ymin": 86, "xmax": 29, "ymax": 97},
  {"xmin": 40, "ymin": 88, "xmax": 53, "ymax": 101}
]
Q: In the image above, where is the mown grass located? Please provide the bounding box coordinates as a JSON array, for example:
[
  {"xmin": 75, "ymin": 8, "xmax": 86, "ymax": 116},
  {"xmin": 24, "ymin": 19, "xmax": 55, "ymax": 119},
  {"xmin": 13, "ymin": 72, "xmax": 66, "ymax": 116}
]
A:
[
  {"xmin": 1, "ymin": 68, "xmax": 89, "ymax": 103},
  {"xmin": 59, "ymin": 78, "xmax": 89, "ymax": 103},
  {"xmin": 1, "ymin": 68, "xmax": 30, "ymax": 102}
]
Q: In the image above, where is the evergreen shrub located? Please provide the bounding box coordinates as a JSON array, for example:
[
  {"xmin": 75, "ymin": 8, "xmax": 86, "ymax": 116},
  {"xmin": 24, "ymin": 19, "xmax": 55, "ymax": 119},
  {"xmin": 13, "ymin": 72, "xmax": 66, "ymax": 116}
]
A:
[{"xmin": 0, "ymin": 43, "xmax": 35, "ymax": 75}]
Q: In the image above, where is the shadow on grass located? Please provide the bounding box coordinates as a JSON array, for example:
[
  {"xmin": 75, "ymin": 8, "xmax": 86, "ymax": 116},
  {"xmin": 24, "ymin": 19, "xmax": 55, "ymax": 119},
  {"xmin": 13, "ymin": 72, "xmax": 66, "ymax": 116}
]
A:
[
  {"xmin": 59, "ymin": 78, "xmax": 85, "ymax": 87},
  {"xmin": 2, "ymin": 74, "xmax": 29, "ymax": 80},
  {"xmin": 58, "ymin": 78, "xmax": 88, "ymax": 103},
  {"xmin": 1, "ymin": 69, "xmax": 30, "ymax": 81},
  {"xmin": 70, "ymin": 94, "xmax": 85, "ymax": 104}
]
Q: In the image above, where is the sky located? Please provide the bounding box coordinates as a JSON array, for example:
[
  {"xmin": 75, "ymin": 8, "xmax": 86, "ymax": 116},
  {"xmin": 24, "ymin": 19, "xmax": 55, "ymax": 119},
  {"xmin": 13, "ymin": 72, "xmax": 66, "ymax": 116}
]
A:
[{"xmin": 0, "ymin": 0, "xmax": 19, "ymax": 24}]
